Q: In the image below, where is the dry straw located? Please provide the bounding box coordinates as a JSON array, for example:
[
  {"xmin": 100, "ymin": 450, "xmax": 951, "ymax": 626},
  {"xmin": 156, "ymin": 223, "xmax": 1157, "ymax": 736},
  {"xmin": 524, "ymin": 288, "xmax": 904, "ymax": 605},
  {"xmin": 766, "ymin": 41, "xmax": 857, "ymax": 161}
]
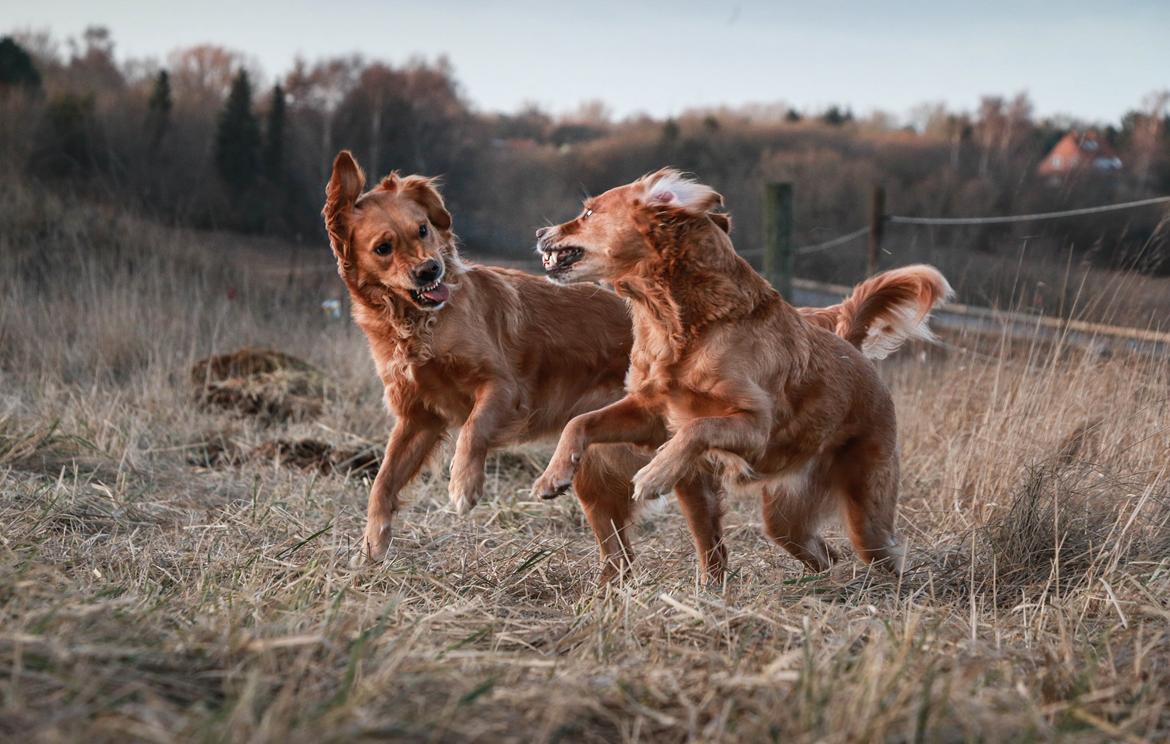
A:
[{"xmin": 2, "ymin": 180, "xmax": 1168, "ymax": 742}]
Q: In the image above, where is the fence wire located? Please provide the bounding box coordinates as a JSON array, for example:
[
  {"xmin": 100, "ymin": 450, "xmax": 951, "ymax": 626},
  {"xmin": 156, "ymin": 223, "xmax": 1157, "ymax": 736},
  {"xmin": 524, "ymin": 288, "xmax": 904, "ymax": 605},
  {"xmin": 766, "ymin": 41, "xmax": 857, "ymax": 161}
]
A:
[
  {"xmin": 887, "ymin": 195, "xmax": 1170, "ymax": 226},
  {"xmin": 740, "ymin": 226, "xmax": 868, "ymax": 258},
  {"xmin": 738, "ymin": 194, "xmax": 1170, "ymax": 260}
]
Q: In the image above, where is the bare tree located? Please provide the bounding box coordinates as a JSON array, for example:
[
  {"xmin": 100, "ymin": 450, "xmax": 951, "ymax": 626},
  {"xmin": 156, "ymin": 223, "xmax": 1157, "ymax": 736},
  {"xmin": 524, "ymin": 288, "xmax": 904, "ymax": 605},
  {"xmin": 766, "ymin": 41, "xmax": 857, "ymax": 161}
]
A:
[
  {"xmin": 66, "ymin": 26, "xmax": 123, "ymax": 92},
  {"xmin": 285, "ymin": 55, "xmax": 363, "ymax": 180},
  {"xmin": 1132, "ymin": 90, "xmax": 1169, "ymax": 191},
  {"xmin": 975, "ymin": 96, "xmax": 1005, "ymax": 177},
  {"xmin": 168, "ymin": 45, "xmax": 250, "ymax": 108}
]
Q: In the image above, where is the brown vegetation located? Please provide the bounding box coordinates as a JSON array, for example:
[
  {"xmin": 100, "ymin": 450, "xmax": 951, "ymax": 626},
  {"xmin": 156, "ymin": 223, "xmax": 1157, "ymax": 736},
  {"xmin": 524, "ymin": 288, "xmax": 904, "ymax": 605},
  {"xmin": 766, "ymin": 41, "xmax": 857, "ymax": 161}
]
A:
[
  {"xmin": 2, "ymin": 158, "xmax": 1169, "ymax": 742},
  {"xmin": 3, "ymin": 28, "xmax": 1170, "ymax": 323}
]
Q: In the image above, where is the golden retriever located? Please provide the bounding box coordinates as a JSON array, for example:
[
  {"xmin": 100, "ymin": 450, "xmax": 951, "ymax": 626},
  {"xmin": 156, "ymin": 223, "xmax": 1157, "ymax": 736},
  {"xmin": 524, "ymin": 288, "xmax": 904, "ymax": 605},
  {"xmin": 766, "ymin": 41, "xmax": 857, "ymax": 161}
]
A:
[
  {"xmin": 531, "ymin": 168, "xmax": 951, "ymax": 576},
  {"xmin": 324, "ymin": 152, "xmax": 945, "ymax": 583}
]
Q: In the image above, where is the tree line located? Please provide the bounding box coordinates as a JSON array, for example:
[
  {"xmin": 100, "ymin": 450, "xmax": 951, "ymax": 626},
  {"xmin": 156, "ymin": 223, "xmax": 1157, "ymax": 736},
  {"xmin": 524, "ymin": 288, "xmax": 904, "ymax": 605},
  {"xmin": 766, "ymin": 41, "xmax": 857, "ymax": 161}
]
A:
[{"xmin": 1, "ymin": 27, "xmax": 1169, "ymax": 275}]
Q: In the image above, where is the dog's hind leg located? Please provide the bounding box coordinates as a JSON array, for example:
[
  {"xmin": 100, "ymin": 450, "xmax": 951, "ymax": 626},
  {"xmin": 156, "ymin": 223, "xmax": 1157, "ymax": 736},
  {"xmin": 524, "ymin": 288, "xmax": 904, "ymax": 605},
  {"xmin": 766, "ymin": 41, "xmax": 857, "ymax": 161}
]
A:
[
  {"xmin": 760, "ymin": 472, "xmax": 839, "ymax": 573},
  {"xmin": 833, "ymin": 436, "xmax": 904, "ymax": 576},
  {"xmin": 573, "ymin": 444, "xmax": 638, "ymax": 585},
  {"xmin": 673, "ymin": 470, "xmax": 728, "ymax": 586}
]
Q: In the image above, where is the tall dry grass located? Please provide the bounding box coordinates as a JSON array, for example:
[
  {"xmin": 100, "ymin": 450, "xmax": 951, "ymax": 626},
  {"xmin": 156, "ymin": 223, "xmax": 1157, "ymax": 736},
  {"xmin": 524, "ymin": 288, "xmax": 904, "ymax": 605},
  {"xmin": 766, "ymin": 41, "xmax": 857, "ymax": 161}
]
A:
[{"xmin": 1, "ymin": 180, "xmax": 1168, "ymax": 742}]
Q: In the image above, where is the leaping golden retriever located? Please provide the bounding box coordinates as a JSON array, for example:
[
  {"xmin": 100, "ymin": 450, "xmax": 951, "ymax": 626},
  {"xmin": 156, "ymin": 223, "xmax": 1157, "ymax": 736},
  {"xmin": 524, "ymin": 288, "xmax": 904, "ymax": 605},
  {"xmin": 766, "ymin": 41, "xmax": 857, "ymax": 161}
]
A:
[
  {"xmin": 532, "ymin": 169, "xmax": 951, "ymax": 576},
  {"xmin": 323, "ymin": 151, "xmax": 945, "ymax": 583}
]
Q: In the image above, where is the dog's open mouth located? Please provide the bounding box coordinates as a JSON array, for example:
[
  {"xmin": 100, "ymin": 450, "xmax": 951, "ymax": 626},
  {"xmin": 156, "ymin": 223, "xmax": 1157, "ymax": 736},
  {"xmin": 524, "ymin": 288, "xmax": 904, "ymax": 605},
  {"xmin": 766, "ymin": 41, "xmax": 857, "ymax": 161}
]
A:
[
  {"xmin": 541, "ymin": 246, "xmax": 584, "ymax": 275},
  {"xmin": 410, "ymin": 280, "xmax": 450, "ymax": 308}
]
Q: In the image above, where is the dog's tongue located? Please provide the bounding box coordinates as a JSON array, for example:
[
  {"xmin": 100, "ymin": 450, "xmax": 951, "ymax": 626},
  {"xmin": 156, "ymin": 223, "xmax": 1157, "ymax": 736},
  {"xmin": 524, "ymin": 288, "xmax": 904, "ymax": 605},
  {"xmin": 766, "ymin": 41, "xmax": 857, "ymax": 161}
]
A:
[{"xmin": 422, "ymin": 283, "xmax": 450, "ymax": 303}]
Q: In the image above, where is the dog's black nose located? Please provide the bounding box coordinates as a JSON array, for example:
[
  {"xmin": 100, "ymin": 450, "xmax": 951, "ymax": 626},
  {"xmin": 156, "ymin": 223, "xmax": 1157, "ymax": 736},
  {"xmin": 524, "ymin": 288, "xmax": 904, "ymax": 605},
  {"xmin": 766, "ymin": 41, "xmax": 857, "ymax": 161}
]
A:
[
  {"xmin": 413, "ymin": 259, "xmax": 442, "ymax": 285},
  {"xmin": 536, "ymin": 226, "xmax": 550, "ymax": 240}
]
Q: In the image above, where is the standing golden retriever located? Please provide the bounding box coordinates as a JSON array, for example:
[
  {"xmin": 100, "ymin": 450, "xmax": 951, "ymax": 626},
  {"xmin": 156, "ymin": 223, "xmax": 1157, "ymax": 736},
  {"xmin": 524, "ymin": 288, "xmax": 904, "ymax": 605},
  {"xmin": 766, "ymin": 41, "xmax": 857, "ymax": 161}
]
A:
[
  {"xmin": 532, "ymin": 169, "xmax": 950, "ymax": 575},
  {"xmin": 324, "ymin": 151, "xmax": 669, "ymax": 581},
  {"xmin": 324, "ymin": 152, "xmax": 945, "ymax": 583}
]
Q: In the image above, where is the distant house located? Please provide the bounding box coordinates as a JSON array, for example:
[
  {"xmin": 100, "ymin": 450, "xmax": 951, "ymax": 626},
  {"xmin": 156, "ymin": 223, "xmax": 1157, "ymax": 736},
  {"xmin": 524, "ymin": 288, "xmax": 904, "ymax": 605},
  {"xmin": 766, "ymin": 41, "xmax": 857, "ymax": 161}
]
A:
[{"xmin": 1037, "ymin": 130, "xmax": 1123, "ymax": 180}]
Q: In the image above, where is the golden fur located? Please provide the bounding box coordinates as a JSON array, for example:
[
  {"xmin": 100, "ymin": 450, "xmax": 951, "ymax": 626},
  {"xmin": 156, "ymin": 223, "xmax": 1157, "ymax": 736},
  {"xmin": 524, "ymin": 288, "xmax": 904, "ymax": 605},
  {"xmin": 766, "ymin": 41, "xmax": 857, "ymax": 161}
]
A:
[
  {"xmin": 324, "ymin": 152, "xmax": 946, "ymax": 583},
  {"xmin": 324, "ymin": 151, "xmax": 660, "ymax": 580},
  {"xmin": 532, "ymin": 168, "xmax": 951, "ymax": 576}
]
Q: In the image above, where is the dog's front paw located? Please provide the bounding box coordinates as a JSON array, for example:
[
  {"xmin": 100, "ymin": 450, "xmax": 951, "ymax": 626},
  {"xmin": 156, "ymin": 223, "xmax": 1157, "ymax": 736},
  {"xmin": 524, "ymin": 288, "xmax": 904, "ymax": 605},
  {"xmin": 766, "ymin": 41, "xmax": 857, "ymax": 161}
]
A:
[
  {"xmin": 359, "ymin": 518, "xmax": 393, "ymax": 566},
  {"xmin": 449, "ymin": 472, "xmax": 485, "ymax": 516},
  {"xmin": 531, "ymin": 471, "xmax": 572, "ymax": 500},
  {"xmin": 530, "ymin": 446, "xmax": 582, "ymax": 500},
  {"xmin": 449, "ymin": 485, "xmax": 482, "ymax": 516},
  {"xmin": 631, "ymin": 456, "xmax": 682, "ymax": 502},
  {"xmin": 531, "ymin": 454, "xmax": 578, "ymax": 500}
]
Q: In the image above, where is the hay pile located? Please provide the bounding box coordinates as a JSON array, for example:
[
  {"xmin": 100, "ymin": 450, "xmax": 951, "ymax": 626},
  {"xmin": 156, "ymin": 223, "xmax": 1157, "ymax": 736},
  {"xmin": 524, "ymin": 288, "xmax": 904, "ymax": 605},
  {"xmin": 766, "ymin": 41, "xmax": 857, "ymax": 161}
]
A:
[
  {"xmin": 249, "ymin": 438, "xmax": 380, "ymax": 476},
  {"xmin": 191, "ymin": 348, "xmax": 327, "ymax": 423}
]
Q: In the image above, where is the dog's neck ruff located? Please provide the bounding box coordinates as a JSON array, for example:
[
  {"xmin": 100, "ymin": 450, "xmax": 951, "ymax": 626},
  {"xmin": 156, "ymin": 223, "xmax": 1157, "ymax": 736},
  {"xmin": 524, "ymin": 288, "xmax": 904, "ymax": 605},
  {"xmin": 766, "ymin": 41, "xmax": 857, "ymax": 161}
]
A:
[
  {"xmin": 348, "ymin": 268, "xmax": 461, "ymax": 366},
  {"xmin": 616, "ymin": 210, "xmax": 781, "ymax": 359}
]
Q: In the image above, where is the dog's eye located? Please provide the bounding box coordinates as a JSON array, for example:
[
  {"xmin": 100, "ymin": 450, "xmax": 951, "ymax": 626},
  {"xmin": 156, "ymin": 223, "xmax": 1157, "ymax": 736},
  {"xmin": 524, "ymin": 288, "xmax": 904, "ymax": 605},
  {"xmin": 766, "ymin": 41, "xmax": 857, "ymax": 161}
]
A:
[
  {"xmin": 418, "ymin": 223, "xmax": 428, "ymax": 238},
  {"xmin": 374, "ymin": 242, "xmax": 392, "ymax": 256},
  {"xmin": 583, "ymin": 208, "xmax": 594, "ymax": 220}
]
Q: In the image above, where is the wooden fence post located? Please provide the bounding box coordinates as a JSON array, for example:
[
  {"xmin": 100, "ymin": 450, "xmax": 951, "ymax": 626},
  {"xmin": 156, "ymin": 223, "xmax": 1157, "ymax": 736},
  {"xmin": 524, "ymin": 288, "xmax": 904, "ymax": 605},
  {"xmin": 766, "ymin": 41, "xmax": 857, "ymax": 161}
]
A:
[
  {"xmin": 763, "ymin": 182, "xmax": 793, "ymax": 300},
  {"xmin": 867, "ymin": 184, "xmax": 885, "ymax": 277}
]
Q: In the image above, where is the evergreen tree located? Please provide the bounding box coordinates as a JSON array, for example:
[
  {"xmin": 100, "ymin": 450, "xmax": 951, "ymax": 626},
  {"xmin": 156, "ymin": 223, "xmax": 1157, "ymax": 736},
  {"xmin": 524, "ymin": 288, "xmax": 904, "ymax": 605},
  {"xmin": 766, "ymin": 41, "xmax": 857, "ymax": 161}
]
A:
[
  {"xmin": 214, "ymin": 69, "xmax": 261, "ymax": 193},
  {"xmin": 145, "ymin": 69, "xmax": 172, "ymax": 152},
  {"xmin": 0, "ymin": 36, "xmax": 42, "ymax": 94},
  {"xmin": 263, "ymin": 84, "xmax": 285, "ymax": 182},
  {"xmin": 661, "ymin": 118, "xmax": 680, "ymax": 145},
  {"xmin": 822, "ymin": 105, "xmax": 851, "ymax": 126},
  {"xmin": 34, "ymin": 93, "xmax": 97, "ymax": 177}
]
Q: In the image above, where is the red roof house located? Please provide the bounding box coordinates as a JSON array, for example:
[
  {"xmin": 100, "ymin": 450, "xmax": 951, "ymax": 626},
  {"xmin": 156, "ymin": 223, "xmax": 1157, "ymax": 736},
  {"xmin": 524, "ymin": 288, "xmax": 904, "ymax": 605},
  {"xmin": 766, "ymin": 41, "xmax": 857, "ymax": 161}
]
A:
[{"xmin": 1037, "ymin": 130, "xmax": 1123, "ymax": 179}]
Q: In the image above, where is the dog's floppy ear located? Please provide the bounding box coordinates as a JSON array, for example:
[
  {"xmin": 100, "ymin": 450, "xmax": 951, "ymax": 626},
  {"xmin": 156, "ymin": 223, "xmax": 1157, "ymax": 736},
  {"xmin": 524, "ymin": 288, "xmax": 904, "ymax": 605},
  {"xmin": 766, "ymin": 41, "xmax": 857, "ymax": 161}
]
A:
[
  {"xmin": 323, "ymin": 150, "xmax": 366, "ymax": 264},
  {"xmin": 641, "ymin": 168, "xmax": 724, "ymax": 215},
  {"xmin": 396, "ymin": 175, "xmax": 453, "ymax": 232},
  {"xmin": 710, "ymin": 213, "xmax": 732, "ymax": 234}
]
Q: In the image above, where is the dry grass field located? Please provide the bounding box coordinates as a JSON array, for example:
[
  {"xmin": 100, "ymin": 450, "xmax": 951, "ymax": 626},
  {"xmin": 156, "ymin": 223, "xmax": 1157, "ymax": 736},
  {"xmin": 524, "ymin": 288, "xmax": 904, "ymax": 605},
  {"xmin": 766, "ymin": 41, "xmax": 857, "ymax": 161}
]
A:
[{"xmin": 2, "ymin": 181, "xmax": 1169, "ymax": 743}]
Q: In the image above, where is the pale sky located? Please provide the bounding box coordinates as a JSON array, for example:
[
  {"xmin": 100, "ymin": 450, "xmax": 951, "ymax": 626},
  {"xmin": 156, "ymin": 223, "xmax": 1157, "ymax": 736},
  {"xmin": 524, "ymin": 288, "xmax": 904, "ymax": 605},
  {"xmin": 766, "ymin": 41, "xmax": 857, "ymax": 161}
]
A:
[{"xmin": 6, "ymin": 0, "xmax": 1168, "ymax": 123}]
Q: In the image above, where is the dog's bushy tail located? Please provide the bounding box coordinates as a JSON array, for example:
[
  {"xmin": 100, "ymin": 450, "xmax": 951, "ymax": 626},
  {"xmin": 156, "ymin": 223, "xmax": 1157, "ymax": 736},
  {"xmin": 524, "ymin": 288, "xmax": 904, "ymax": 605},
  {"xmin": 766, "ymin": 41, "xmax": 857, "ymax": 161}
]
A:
[{"xmin": 800, "ymin": 265, "xmax": 953, "ymax": 360}]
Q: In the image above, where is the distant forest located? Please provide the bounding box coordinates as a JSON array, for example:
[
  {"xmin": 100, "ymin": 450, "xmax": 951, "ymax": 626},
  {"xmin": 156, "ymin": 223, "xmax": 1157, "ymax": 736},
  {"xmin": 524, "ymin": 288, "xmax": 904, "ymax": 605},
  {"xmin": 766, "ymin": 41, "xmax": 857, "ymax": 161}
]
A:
[{"xmin": 2, "ymin": 27, "xmax": 1169, "ymax": 276}]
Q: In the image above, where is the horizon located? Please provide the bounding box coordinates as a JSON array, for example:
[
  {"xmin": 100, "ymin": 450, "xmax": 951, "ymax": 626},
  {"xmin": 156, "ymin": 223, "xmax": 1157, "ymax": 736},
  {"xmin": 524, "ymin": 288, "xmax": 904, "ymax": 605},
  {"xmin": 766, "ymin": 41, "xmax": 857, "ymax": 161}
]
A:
[{"xmin": 5, "ymin": 0, "xmax": 1169, "ymax": 126}]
